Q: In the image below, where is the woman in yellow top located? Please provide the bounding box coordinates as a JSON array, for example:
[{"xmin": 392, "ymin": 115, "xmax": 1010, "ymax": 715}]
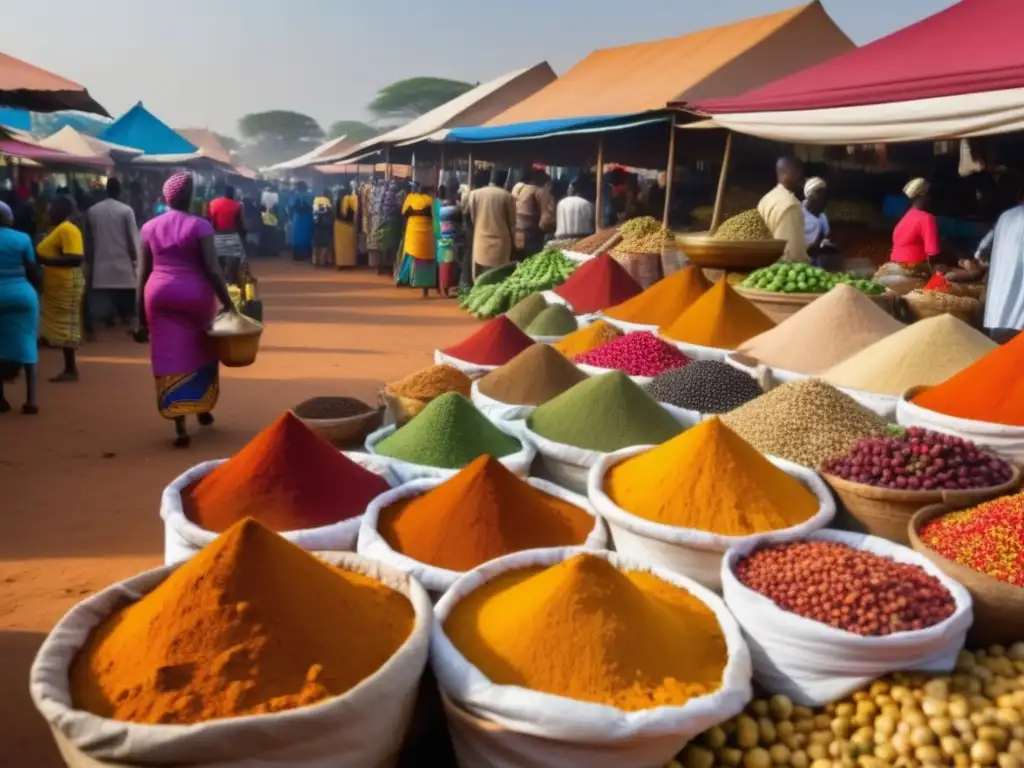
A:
[
  {"xmin": 36, "ymin": 195, "xmax": 85, "ymax": 381},
  {"xmin": 334, "ymin": 181, "xmax": 359, "ymax": 269},
  {"xmin": 399, "ymin": 184, "xmax": 436, "ymax": 297}
]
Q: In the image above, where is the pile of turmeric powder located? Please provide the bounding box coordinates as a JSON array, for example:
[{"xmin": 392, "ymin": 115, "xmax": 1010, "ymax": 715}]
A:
[
  {"xmin": 443, "ymin": 553, "xmax": 727, "ymax": 711},
  {"xmin": 604, "ymin": 418, "xmax": 818, "ymax": 535},
  {"xmin": 71, "ymin": 518, "xmax": 414, "ymax": 724}
]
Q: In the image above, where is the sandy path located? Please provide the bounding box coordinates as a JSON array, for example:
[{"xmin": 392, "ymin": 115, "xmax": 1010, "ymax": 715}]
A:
[{"xmin": 0, "ymin": 260, "xmax": 476, "ymax": 763}]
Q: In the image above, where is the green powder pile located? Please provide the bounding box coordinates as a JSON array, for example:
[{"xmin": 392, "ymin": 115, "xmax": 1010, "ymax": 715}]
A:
[
  {"xmin": 527, "ymin": 371, "xmax": 683, "ymax": 452},
  {"xmin": 506, "ymin": 293, "xmax": 549, "ymax": 330},
  {"xmin": 374, "ymin": 392, "xmax": 522, "ymax": 469},
  {"xmin": 525, "ymin": 305, "xmax": 578, "ymax": 336}
]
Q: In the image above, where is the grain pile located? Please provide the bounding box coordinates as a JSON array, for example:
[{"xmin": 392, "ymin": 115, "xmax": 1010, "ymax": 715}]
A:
[
  {"xmin": 645, "ymin": 360, "xmax": 762, "ymax": 413},
  {"xmin": 612, "ymin": 216, "xmax": 673, "ymax": 255},
  {"xmin": 722, "ymin": 379, "xmax": 887, "ymax": 468},
  {"xmin": 823, "ymin": 314, "xmax": 997, "ymax": 395},
  {"xmin": 573, "ymin": 228, "xmax": 619, "ymax": 255},
  {"xmin": 737, "ymin": 284, "xmax": 904, "ymax": 375},
  {"xmin": 292, "ymin": 397, "xmax": 373, "ymax": 419},
  {"xmin": 712, "ymin": 210, "xmax": 772, "ymax": 241}
]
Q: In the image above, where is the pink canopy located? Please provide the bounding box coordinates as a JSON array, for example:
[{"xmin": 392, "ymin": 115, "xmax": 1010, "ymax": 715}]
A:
[{"xmin": 0, "ymin": 137, "xmax": 109, "ymax": 167}]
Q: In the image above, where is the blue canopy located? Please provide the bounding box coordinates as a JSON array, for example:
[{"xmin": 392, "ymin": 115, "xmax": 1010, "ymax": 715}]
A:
[
  {"xmin": 0, "ymin": 107, "xmax": 32, "ymax": 132},
  {"xmin": 99, "ymin": 102, "xmax": 196, "ymax": 155},
  {"xmin": 444, "ymin": 113, "xmax": 670, "ymax": 143}
]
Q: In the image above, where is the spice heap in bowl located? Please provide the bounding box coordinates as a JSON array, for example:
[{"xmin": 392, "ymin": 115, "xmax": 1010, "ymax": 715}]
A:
[
  {"xmin": 735, "ymin": 540, "xmax": 956, "ymax": 636},
  {"xmin": 822, "ymin": 428, "xmax": 1015, "ymax": 492},
  {"xmin": 645, "ymin": 360, "xmax": 762, "ymax": 414},
  {"xmin": 575, "ymin": 331, "xmax": 691, "ymax": 378}
]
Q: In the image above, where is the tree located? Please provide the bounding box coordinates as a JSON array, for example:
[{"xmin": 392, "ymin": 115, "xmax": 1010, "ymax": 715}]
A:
[
  {"xmin": 368, "ymin": 77, "xmax": 476, "ymax": 122},
  {"xmin": 237, "ymin": 110, "xmax": 324, "ymax": 167},
  {"xmin": 327, "ymin": 120, "xmax": 382, "ymax": 142},
  {"xmin": 216, "ymin": 133, "xmax": 241, "ymax": 153}
]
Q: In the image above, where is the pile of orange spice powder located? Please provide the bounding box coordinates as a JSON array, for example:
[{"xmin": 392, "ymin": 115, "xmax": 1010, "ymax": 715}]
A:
[{"xmin": 71, "ymin": 519, "xmax": 414, "ymax": 724}]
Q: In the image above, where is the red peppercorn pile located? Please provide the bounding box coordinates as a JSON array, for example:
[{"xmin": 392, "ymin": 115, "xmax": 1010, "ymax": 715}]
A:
[
  {"xmin": 919, "ymin": 490, "xmax": 1024, "ymax": 586},
  {"xmin": 734, "ymin": 540, "xmax": 956, "ymax": 636},
  {"xmin": 575, "ymin": 332, "xmax": 691, "ymax": 378},
  {"xmin": 821, "ymin": 427, "xmax": 1014, "ymax": 491}
]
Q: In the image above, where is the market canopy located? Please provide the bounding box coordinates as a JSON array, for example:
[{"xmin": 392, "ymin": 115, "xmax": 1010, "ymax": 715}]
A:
[
  {"xmin": 99, "ymin": 103, "xmax": 198, "ymax": 156},
  {"xmin": 481, "ymin": 2, "xmax": 852, "ymax": 129},
  {"xmin": 0, "ymin": 106, "xmax": 32, "ymax": 131},
  {"xmin": 0, "ymin": 135, "xmax": 108, "ymax": 169},
  {"xmin": 176, "ymin": 128, "xmax": 233, "ymax": 165},
  {"xmin": 321, "ymin": 62, "xmax": 557, "ymax": 164},
  {"xmin": 40, "ymin": 125, "xmax": 142, "ymax": 162},
  {"xmin": 689, "ymin": 0, "xmax": 1024, "ymax": 143},
  {"xmin": 265, "ymin": 135, "xmax": 361, "ymax": 172},
  {"xmin": 0, "ymin": 52, "xmax": 108, "ymax": 116}
]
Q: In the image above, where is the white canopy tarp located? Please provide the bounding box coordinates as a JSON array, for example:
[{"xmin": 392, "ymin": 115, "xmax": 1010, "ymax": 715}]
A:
[
  {"xmin": 40, "ymin": 125, "xmax": 142, "ymax": 159},
  {"xmin": 263, "ymin": 135, "xmax": 360, "ymax": 172},
  {"xmin": 688, "ymin": 86, "xmax": 1024, "ymax": 144}
]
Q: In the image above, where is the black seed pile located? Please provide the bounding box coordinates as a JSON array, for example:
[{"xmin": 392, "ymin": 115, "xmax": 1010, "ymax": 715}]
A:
[
  {"xmin": 643, "ymin": 360, "xmax": 763, "ymax": 413},
  {"xmin": 293, "ymin": 396, "xmax": 373, "ymax": 420}
]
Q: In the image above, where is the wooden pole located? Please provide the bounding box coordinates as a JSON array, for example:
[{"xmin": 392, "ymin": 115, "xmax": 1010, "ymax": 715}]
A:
[
  {"xmin": 595, "ymin": 137, "xmax": 605, "ymax": 232},
  {"xmin": 709, "ymin": 131, "xmax": 734, "ymax": 234},
  {"xmin": 385, "ymin": 146, "xmax": 392, "ymax": 181},
  {"xmin": 438, "ymin": 147, "xmax": 445, "ymax": 189},
  {"xmin": 467, "ymin": 152, "xmax": 474, "ymax": 191},
  {"xmin": 663, "ymin": 114, "xmax": 677, "ymax": 230}
]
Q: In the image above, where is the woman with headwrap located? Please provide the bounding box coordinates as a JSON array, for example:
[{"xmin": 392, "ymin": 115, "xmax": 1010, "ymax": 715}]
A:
[
  {"xmin": 0, "ymin": 200, "xmax": 41, "ymax": 413},
  {"xmin": 874, "ymin": 178, "xmax": 943, "ymax": 292},
  {"xmin": 36, "ymin": 195, "xmax": 86, "ymax": 381},
  {"xmin": 397, "ymin": 184, "xmax": 437, "ymax": 296},
  {"xmin": 334, "ymin": 181, "xmax": 359, "ymax": 269},
  {"xmin": 137, "ymin": 172, "xmax": 236, "ymax": 448}
]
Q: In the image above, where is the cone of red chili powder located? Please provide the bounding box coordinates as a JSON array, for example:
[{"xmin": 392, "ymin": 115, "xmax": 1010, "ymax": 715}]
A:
[
  {"xmin": 441, "ymin": 316, "xmax": 534, "ymax": 366},
  {"xmin": 553, "ymin": 254, "xmax": 642, "ymax": 314},
  {"xmin": 185, "ymin": 412, "xmax": 391, "ymax": 533}
]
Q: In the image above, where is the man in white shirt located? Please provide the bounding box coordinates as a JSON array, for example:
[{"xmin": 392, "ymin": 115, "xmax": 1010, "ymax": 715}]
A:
[
  {"xmin": 976, "ymin": 187, "xmax": 1024, "ymax": 342},
  {"xmin": 554, "ymin": 181, "xmax": 595, "ymax": 239},
  {"xmin": 260, "ymin": 185, "xmax": 279, "ymax": 213},
  {"xmin": 85, "ymin": 177, "xmax": 140, "ymax": 330},
  {"xmin": 757, "ymin": 157, "xmax": 808, "ymax": 263}
]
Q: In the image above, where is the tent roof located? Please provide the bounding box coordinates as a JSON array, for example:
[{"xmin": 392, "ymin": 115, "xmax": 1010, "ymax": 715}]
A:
[
  {"xmin": 0, "ymin": 52, "xmax": 108, "ymax": 115},
  {"xmin": 321, "ymin": 62, "xmax": 556, "ymax": 163},
  {"xmin": 0, "ymin": 107, "xmax": 32, "ymax": 131},
  {"xmin": 486, "ymin": 2, "xmax": 851, "ymax": 125},
  {"xmin": 40, "ymin": 125, "xmax": 142, "ymax": 159},
  {"xmin": 0, "ymin": 136, "xmax": 108, "ymax": 168},
  {"xmin": 265, "ymin": 135, "xmax": 361, "ymax": 171},
  {"xmin": 176, "ymin": 128, "xmax": 233, "ymax": 165},
  {"xmin": 99, "ymin": 103, "xmax": 197, "ymax": 156},
  {"xmin": 695, "ymin": 0, "xmax": 1023, "ymax": 114}
]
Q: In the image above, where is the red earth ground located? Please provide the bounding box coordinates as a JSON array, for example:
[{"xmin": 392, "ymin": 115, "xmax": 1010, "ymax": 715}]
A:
[{"xmin": 0, "ymin": 260, "xmax": 477, "ymax": 764}]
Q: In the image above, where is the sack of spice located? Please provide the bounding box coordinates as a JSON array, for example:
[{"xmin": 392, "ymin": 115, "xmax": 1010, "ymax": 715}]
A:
[
  {"xmin": 586, "ymin": 419, "xmax": 835, "ymax": 590},
  {"xmin": 430, "ymin": 547, "xmax": 753, "ymax": 768},
  {"xmin": 31, "ymin": 521, "xmax": 433, "ymax": 767},
  {"xmin": 720, "ymin": 529, "xmax": 972, "ymax": 706},
  {"xmin": 435, "ymin": 316, "xmax": 535, "ymax": 379},
  {"xmin": 161, "ymin": 414, "xmax": 400, "ymax": 565},
  {"xmin": 471, "ymin": 344, "xmax": 589, "ymax": 422},
  {"xmin": 357, "ymin": 459, "xmax": 607, "ymax": 596}
]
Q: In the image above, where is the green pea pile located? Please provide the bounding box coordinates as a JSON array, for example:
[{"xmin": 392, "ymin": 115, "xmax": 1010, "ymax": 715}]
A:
[
  {"xmin": 741, "ymin": 263, "xmax": 886, "ymax": 295},
  {"xmin": 460, "ymin": 250, "xmax": 577, "ymax": 318}
]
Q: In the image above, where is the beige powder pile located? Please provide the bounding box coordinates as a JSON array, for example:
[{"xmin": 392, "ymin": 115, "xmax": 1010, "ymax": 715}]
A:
[
  {"xmin": 823, "ymin": 313, "xmax": 997, "ymax": 395},
  {"xmin": 738, "ymin": 284, "xmax": 903, "ymax": 375}
]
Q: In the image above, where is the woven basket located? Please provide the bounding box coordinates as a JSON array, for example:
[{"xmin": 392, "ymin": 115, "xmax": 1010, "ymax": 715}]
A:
[
  {"xmin": 822, "ymin": 466, "xmax": 1021, "ymax": 546},
  {"xmin": 903, "ymin": 290, "xmax": 981, "ymax": 326},
  {"xmin": 612, "ymin": 251, "xmax": 662, "ymax": 289},
  {"xmin": 293, "ymin": 407, "xmax": 384, "ymax": 447},
  {"xmin": 909, "ymin": 504, "xmax": 1024, "ymax": 647},
  {"xmin": 734, "ymin": 286, "xmax": 896, "ymax": 324}
]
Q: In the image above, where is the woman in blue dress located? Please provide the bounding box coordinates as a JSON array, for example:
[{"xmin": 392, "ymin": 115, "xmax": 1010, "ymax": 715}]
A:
[
  {"xmin": 289, "ymin": 181, "xmax": 315, "ymax": 262},
  {"xmin": 0, "ymin": 200, "xmax": 41, "ymax": 414}
]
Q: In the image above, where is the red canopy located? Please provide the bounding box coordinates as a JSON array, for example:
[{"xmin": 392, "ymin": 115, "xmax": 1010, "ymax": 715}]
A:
[
  {"xmin": 691, "ymin": 0, "xmax": 1024, "ymax": 113},
  {"xmin": 0, "ymin": 53, "xmax": 107, "ymax": 116}
]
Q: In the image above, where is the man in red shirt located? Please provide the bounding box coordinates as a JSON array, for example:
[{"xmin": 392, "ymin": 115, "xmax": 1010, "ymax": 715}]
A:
[{"xmin": 207, "ymin": 186, "xmax": 246, "ymax": 283}]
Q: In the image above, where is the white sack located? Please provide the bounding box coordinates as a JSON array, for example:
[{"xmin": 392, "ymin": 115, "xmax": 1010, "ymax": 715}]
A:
[
  {"xmin": 598, "ymin": 316, "xmax": 659, "ymax": 335},
  {"xmin": 31, "ymin": 553, "xmax": 433, "ymax": 768},
  {"xmin": 587, "ymin": 447, "xmax": 835, "ymax": 591},
  {"xmin": 431, "ymin": 547, "xmax": 753, "ymax": 768},
  {"xmin": 721, "ymin": 529, "xmax": 973, "ymax": 706},
  {"xmin": 433, "ymin": 349, "xmax": 497, "ymax": 380},
  {"xmin": 575, "ymin": 362, "xmax": 653, "ymax": 387},
  {"xmin": 659, "ymin": 337, "xmax": 732, "ymax": 363},
  {"xmin": 357, "ymin": 477, "xmax": 608, "ymax": 596},
  {"xmin": 897, "ymin": 394, "xmax": 1024, "ymax": 462},
  {"xmin": 161, "ymin": 454, "xmax": 400, "ymax": 566},
  {"xmin": 364, "ymin": 421, "xmax": 535, "ymax": 484},
  {"xmin": 469, "ymin": 381, "xmax": 536, "ymax": 422}
]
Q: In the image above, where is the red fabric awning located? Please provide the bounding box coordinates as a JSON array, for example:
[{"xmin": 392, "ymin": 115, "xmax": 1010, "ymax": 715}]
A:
[
  {"xmin": 692, "ymin": 0, "xmax": 1024, "ymax": 114},
  {"xmin": 0, "ymin": 53, "xmax": 108, "ymax": 116}
]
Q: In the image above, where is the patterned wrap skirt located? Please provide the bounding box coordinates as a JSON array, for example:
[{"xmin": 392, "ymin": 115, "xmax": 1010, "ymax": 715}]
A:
[
  {"xmin": 40, "ymin": 266, "xmax": 85, "ymax": 348},
  {"xmin": 155, "ymin": 362, "xmax": 219, "ymax": 419}
]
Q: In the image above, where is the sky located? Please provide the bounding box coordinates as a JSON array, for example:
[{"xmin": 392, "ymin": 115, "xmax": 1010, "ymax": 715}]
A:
[{"xmin": 5, "ymin": 0, "xmax": 958, "ymax": 138}]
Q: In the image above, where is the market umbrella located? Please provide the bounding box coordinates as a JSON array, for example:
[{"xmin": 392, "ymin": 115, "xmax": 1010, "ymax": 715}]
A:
[{"xmin": 0, "ymin": 52, "xmax": 108, "ymax": 116}]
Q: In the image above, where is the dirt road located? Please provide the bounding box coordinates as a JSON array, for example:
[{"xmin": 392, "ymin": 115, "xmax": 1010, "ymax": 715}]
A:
[{"xmin": 0, "ymin": 260, "xmax": 476, "ymax": 764}]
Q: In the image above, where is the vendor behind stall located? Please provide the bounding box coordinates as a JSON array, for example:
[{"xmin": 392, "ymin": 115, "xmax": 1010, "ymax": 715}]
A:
[
  {"xmin": 974, "ymin": 185, "xmax": 1024, "ymax": 342},
  {"xmin": 802, "ymin": 177, "xmax": 836, "ymax": 266},
  {"xmin": 873, "ymin": 178, "xmax": 943, "ymax": 293},
  {"xmin": 758, "ymin": 157, "xmax": 808, "ymax": 263}
]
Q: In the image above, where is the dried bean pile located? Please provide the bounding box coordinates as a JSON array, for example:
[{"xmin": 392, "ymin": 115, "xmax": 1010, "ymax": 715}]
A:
[
  {"xmin": 292, "ymin": 396, "xmax": 372, "ymax": 420},
  {"xmin": 713, "ymin": 209, "xmax": 772, "ymax": 241},
  {"xmin": 822, "ymin": 427, "xmax": 1014, "ymax": 491},
  {"xmin": 575, "ymin": 331, "xmax": 690, "ymax": 378},
  {"xmin": 735, "ymin": 540, "xmax": 956, "ymax": 636},
  {"xmin": 644, "ymin": 360, "xmax": 762, "ymax": 413},
  {"xmin": 723, "ymin": 379, "xmax": 886, "ymax": 468}
]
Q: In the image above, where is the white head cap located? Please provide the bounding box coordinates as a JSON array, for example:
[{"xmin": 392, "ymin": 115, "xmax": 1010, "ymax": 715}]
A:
[
  {"xmin": 903, "ymin": 178, "xmax": 930, "ymax": 199},
  {"xmin": 804, "ymin": 177, "xmax": 826, "ymax": 198}
]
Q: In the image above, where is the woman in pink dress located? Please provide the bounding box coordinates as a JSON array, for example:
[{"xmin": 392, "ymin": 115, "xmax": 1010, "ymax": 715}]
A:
[{"xmin": 136, "ymin": 172, "xmax": 235, "ymax": 448}]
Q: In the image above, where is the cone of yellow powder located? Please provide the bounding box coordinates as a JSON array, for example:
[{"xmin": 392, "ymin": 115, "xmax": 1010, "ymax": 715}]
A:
[
  {"xmin": 586, "ymin": 418, "xmax": 834, "ymax": 590},
  {"xmin": 432, "ymin": 548, "xmax": 752, "ymax": 763}
]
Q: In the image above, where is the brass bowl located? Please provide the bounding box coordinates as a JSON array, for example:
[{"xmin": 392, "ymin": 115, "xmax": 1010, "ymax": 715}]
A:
[{"xmin": 674, "ymin": 233, "xmax": 786, "ymax": 270}]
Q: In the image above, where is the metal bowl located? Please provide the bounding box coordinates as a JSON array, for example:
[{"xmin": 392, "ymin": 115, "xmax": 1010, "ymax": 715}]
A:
[{"xmin": 674, "ymin": 233, "xmax": 786, "ymax": 270}]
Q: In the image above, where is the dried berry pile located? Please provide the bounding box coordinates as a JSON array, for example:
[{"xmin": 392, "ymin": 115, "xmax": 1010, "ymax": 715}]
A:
[
  {"xmin": 734, "ymin": 540, "xmax": 956, "ymax": 636},
  {"xmin": 575, "ymin": 332, "xmax": 691, "ymax": 378},
  {"xmin": 644, "ymin": 360, "xmax": 762, "ymax": 413},
  {"xmin": 822, "ymin": 427, "xmax": 1014, "ymax": 492},
  {"xmin": 919, "ymin": 490, "xmax": 1024, "ymax": 586}
]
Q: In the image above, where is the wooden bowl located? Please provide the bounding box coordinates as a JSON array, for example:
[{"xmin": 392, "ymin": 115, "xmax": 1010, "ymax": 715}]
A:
[
  {"xmin": 293, "ymin": 407, "xmax": 384, "ymax": 447},
  {"xmin": 909, "ymin": 503, "xmax": 1024, "ymax": 647},
  {"xmin": 734, "ymin": 285, "xmax": 896, "ymax": 324},
  {"xmin": 822, "ymin": 465, "xmax": 1021, "ymax": 546},
  {"xmin": 674, "ymin": 233, "xmax": 786, "ymax": 271}
]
